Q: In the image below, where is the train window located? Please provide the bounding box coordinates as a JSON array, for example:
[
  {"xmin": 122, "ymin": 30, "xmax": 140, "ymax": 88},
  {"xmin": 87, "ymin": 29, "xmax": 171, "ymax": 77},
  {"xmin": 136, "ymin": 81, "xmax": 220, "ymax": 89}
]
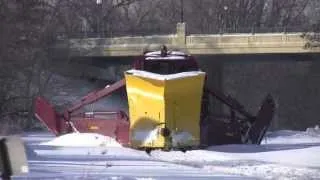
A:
[
  {"xmin": 145, "ymin": 61, "xmax": 171, "ymax": 75},
  {"xmin": 143, "ymin": 57, "xmax": 199, "ymax": 74}
]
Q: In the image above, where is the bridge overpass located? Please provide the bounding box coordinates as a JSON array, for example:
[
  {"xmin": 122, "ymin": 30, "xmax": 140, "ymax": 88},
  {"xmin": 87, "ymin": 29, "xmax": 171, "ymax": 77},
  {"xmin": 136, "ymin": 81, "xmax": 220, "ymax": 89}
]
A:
[
  {"xmin": 50, "ymin": 23, "xmax": 320, "ymax": 130},
  {"xmin": 53, "ymin": 23, "xmax": 320, "ymax": 57}
]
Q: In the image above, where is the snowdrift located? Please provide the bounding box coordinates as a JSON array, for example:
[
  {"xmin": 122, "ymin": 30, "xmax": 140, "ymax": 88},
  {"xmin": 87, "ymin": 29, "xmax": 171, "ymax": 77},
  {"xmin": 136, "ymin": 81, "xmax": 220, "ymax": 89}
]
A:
[
  {"xmin": 40, "ymin": 132, "xmax": 122, "ymax": 147},
  {"xmin": 262, "ymin": 125, "xmax": 320, "ymax": 144},
  {"xmin": 22, "ymin": 126, "xmax": 320, "ymax": 179}
]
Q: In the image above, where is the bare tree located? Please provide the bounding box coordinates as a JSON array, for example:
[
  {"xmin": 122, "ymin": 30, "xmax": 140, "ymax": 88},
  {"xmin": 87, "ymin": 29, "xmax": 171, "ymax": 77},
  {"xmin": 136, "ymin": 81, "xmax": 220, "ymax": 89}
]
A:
[{"xmin": 0, "ymin": 0, "xmax": 64, "ymax": 133}]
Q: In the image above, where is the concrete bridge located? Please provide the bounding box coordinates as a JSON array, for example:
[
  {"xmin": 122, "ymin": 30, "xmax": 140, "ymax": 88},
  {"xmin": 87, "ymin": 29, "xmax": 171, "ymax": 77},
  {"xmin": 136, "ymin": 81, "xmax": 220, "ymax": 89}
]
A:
[{"xmin": 53, "ymin": 23, "xmax": 320, "ymax": 57}]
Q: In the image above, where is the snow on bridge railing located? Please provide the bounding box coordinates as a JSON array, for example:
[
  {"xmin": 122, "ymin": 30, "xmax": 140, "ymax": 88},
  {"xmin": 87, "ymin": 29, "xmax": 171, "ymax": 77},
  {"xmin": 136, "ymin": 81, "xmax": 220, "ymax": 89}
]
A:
[{"xmin": 188, "ymin": 25, "xmax": 319, "ymax": 35}]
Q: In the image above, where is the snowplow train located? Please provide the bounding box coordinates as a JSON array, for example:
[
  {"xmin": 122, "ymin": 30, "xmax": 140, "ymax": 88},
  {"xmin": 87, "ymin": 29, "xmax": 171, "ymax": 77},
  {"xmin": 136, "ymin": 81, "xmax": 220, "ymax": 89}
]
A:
[{"xmin": 34, "ymin": 46, "xmax": 276, "ymax": 151}]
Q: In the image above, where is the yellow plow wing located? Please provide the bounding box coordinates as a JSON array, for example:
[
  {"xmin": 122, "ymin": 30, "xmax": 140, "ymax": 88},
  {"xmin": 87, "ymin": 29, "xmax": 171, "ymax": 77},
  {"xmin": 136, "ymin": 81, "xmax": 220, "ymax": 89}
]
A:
[{"xmin": 125, "ymin": 70, "xmax": 206, "ymax": 149}]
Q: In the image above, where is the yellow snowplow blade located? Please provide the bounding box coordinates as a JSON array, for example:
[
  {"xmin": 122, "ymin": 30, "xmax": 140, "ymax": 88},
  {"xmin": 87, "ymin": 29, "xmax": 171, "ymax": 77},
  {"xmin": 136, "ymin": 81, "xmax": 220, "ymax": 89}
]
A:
[{"xmin": 124, "ymin": 69, "xmax": 206, "ymax": 149}]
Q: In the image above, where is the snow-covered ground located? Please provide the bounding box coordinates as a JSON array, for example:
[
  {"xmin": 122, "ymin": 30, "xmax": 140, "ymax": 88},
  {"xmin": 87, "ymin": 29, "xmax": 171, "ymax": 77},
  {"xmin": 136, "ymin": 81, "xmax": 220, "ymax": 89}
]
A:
[{"xmin": 14, "ymin": 126, "xmax": 320, "ymax": 180}]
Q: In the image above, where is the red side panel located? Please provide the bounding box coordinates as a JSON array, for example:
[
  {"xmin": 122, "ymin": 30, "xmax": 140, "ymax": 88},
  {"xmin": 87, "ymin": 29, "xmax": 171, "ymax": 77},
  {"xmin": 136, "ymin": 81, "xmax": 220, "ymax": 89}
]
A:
[
  {"xmin": 71, "ymin": 117, "xmax": 118, "ymax": 137},
  {"xmin": 70, "ymin": 112, "xmax": 130, "ymax": 146},
  {"xmin": 34, "ymin": 96, "xmax": 62, "ymax": 135},
  {"xmin": 115, "ymin": 121, "xmax": 130, "ymax": 145}
]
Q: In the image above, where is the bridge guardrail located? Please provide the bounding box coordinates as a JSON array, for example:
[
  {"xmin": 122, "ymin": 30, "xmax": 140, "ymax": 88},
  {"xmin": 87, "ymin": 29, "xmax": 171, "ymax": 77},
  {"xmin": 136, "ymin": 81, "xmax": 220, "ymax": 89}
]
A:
[
  {"xmin": 189, "ymin": 26, "xmax": 320, "ymax": 35},
  {"xmin": 56, "ymin": 29, "xmax": 175, "ymax": 39},
  {"xmin": 56, "ymin": 25, "xmax": 320, "ymax": 40}
]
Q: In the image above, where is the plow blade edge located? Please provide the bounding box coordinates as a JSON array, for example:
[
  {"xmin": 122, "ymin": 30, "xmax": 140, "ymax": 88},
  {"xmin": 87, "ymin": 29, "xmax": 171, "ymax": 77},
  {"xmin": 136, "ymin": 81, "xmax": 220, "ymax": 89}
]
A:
[{"xmin": 247, "ymin": 94, "xmax": 276, "ymax": 144}]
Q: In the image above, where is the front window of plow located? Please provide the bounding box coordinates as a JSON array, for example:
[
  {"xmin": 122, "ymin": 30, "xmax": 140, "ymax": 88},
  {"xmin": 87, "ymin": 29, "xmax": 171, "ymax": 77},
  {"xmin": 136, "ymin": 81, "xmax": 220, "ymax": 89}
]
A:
[{"xmin": 144, "ymin": 60, "xmax": 199, "ymax": 75}]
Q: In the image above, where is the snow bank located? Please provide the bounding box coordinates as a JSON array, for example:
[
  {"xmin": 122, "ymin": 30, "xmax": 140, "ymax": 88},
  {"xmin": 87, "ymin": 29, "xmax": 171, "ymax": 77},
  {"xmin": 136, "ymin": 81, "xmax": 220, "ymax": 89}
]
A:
[
  {"xmin": 203, "ymin": 163, "xmax": 320, "ymax": 180},
  {"xmin": 151, "ymin": 145, "xmax": 320, "ymax": 169},
  {"xmin": 150, "ymin": 126, "xmax": 320, "ymax": 170},
  {"xmin": 262, "ymin": 125, "xmax": 320, "ymax": 144},
  {"xmin": 40, "ymin": 133, "xmax": 122, "ymax": 147},
  {"xmin": 125, "ymin": 69, "xmax": 205, "ymax": 81},
  {"xmin": 23, "ymin": 128, "xmax": 320, "ymax": 179}
]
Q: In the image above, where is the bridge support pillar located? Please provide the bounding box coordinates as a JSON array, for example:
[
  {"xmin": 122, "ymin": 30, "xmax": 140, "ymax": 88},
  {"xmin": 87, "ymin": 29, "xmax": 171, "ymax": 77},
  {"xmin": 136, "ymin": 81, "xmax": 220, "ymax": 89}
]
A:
[
  {"xmin": 174, "ymin": 22, "xmax": 186, "ymax": 48},
  {"xmin": 197, "ymin": 57, "xmax": 224, "ymax": 115}
]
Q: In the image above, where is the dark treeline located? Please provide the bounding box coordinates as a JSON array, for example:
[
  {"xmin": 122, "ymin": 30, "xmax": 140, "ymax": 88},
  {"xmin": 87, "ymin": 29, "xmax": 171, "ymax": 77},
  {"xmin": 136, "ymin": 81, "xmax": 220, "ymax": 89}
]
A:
[
  {"xmin": 55, "ymin": 0, "xmax": 320, "ymax": 36},
  {"xmin": 0, "ymin": 0, "xmax": 319, "ymax": 133}
]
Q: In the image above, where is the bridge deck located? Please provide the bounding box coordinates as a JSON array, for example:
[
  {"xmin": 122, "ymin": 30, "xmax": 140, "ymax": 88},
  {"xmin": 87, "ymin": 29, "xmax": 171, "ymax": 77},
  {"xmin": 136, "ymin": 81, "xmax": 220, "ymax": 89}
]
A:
[{"xmin": 53, "ymin": 23, "xmax": 320, "ymax": 57}]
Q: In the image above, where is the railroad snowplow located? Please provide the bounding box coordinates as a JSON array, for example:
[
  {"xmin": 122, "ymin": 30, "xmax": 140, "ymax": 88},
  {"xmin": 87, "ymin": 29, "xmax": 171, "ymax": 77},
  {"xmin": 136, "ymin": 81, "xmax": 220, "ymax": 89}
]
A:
[{"xmin": 34, "ymin": 46, "xmax": 276, "ymax": 151}]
